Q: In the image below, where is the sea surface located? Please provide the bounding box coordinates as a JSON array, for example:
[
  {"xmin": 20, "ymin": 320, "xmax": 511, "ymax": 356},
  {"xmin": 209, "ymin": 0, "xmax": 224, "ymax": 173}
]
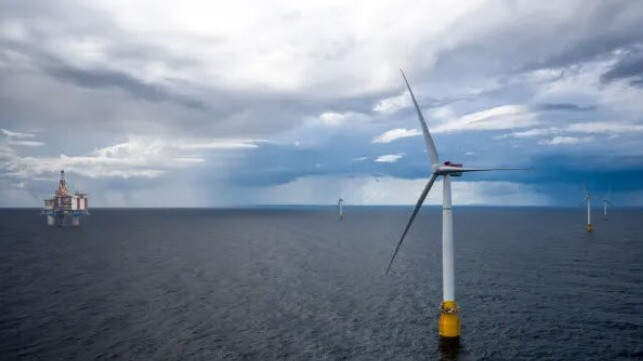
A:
[{"xmin": 0, "ymin": 207, "xmax": 641, "ymax": 360}]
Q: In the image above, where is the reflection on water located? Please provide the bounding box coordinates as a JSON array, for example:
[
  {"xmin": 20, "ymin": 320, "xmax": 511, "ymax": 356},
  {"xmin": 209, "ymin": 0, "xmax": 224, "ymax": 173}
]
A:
[{"xmin": 439, "ymin": 337, "xmax": 461, "ymax": 361}]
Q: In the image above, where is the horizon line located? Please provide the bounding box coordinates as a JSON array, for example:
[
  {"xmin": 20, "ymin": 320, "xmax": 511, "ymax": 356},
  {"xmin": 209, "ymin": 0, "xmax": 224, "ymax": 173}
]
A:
[{"xmin": 1, "ymin": 205, "xmax": 640, "ymax": 210}]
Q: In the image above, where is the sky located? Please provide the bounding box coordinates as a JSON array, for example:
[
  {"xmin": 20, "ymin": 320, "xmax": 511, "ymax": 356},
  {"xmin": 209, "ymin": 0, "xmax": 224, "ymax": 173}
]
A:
[{"xmin": 1, "ymin": 0, "xmax": 643, "ymax": 207}]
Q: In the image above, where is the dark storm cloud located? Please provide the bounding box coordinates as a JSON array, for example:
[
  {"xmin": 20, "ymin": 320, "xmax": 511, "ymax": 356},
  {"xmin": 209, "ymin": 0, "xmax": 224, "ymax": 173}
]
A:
[
  {"xmin": 426, "ymin": 1, "xmax": 643, "ymax": 89},
  {"xmin": 600, "ymin": 50, "xmax": 643, "ymax": 87},
  {"xmin": 46, "ymin": 65, "xmax": 205, "ymax": 109},
  {"xmin": 0, "ymin": 15, "xmax": 208, "ymax": 111},
  {"xmin": 520, "ymin": 2, "xmax": 643, "ymax": 72},
  {"xmin": 516, "ymin": 154, "xmax": 643, "ymax": 193}
]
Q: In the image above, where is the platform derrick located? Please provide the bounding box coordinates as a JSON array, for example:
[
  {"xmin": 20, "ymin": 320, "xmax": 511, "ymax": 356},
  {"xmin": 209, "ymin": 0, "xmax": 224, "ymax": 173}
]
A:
[{"xmin": 41, "ymin": 170, "xmax": 89, "ymax": 227}]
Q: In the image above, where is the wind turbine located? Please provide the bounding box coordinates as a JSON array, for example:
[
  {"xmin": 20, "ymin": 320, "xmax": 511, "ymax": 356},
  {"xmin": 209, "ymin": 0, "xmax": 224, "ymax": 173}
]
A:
[
  {"xmin": 582, "ymin": 185, "xmax": 593, "ymax": 232},
  {"xmin": 602, "ymin": 190, "xmax": 612, "ymax": 220},
  {"xmin": 338, "ymin": 197, "xmax": 344, "ymax": 221},
  {"xmin": 386, "ymin": 70, "xmax": 519, "ymax": 339}
]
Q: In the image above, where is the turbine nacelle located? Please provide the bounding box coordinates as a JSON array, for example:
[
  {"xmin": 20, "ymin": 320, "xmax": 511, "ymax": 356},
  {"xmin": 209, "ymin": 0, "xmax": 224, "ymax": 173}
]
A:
[
  {"xmin": 602, "ymin": 189, "xmax": 612, "ymax": 203},
  {"xmin": 582, "ymin": 184, "xmax": 592, "ymax": 200},
  {"xmin": 437, "ymin": 161, "xmax": 463, "ymax": 176}
]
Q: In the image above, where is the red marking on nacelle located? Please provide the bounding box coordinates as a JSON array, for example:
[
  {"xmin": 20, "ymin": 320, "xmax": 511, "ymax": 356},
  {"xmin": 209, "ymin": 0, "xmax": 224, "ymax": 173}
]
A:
[{"xmin": 444, "ymin": 161, "xmax": 463, "ymax": 168}]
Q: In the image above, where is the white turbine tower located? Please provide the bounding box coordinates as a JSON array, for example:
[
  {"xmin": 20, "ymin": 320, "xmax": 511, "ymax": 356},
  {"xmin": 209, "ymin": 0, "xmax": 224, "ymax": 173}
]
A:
[
  {"xmin": 602, "ymin": 190, "xmax": 612, "ymax": 220},
  {"xmin": 582, "ymin": 185, "xmax": 593, "ymax": 232},
  {"xmin": 386, "ymin": 70, "xmax": 519, "ymax": 339},
  {"xmin": 338, "ymin": 197, "xmax": 344, "ymax": 221}
]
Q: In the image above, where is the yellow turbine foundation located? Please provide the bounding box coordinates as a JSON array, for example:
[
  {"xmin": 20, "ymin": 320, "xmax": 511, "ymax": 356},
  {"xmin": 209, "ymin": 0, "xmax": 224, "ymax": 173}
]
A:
[
  {"xmin": 438, "ymin": 301, "xmax": 460, "ymax": 338},
  {"xmin": 586, "ymin": 224, "xmax": 593, "ymax": 232}
]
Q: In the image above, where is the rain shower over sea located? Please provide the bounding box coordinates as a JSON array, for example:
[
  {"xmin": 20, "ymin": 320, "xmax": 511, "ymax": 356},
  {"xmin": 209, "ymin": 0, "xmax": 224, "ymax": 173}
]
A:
[{"xmin": 1, "ymin": 207, "xmax": 641, "ymax": 360}]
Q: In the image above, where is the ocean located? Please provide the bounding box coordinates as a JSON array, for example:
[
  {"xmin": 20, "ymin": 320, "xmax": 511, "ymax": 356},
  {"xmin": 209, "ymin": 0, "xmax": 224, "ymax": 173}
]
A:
[{"xmin": 0, "ymin": 207, "xmax": 641, "ymax": 360}]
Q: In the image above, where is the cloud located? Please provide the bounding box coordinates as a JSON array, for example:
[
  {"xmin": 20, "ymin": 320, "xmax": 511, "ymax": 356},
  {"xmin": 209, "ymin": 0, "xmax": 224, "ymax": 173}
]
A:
[
  {"xmin": 170, "ymin": 139, "xmax": 261, "ymax": 150},
  {"xmin": 375, "ymin": 153, "xmax": 404, "ymax": 163},
  {"xmin": 46, "ymin": 65, "xmax": 205, "ymax": 109},
  {"xmin": 433, "ymin": 105, "xmax": 537, "ymax": 133},
  {"xmin": 0, "ymin": 135, "xmax": 259, "ymax": 180},
  {"xmin": 2, "ymin": 128, "xmax": 44, "ymax": 146},
  {"xmin": 432, "ymin": 106, "xmax": 456, "ymax": 121},
  {"xmin": 318, "ymin": 111, "xmax": 348, "ymax": 126},
  {"xmin": 372, "ymin": 128, "xmax": 421, "ymax": 143},
  {"xmin": 6, "ymin": 140, "xmax": 44, "ymax": 147},
  {"xmin": 1, "ymin": 128, "xmax": 36, "ymax": 138},
  {"xmin": 1, "ymin": 128, "xmax": 44, "ymax": 149},
  {"xmin": 500, "ymin": 127, "xmax": 561, "ymax": 138},
  {"xmin": 534, "ymin": 103, "xmax": 596, "ymax": 112},
  {"xmin": 373, "ymin": 92, "xmax": 411, "ymax": 114},
  {"xmin": 566, "ymin": 121, "xmax": 643, "ymax": 134},
  {"xmin": 509, "ymin": 3, "xmax": 643, "ymax": 72},
  {"xmin": 538, "ymin": 136, "xmax": 593, "ymax": 145},
  {"xmin": 500, "ymin": 121, "xmax": 643, "ymax": 140},
  {"xmin": 600, "ymin": 49, "xmax": 643, "ymax": 87}
]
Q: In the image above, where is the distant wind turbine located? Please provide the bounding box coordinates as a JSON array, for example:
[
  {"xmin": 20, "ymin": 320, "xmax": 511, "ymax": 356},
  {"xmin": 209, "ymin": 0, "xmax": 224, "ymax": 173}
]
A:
[
  {"xmin": 386, "ymin": 70, "xmax": 522, "ymax": 339},
  {"xmin": 582, "ymin": 185, "xmax": 593, "ymax": 232},
  {"xmin": 338, "ymin": 197, "xmax": 344, "ymax": 221},
  {"xmin": 602, "ymin": 190, "xmax": 612, "ymax": 220}
]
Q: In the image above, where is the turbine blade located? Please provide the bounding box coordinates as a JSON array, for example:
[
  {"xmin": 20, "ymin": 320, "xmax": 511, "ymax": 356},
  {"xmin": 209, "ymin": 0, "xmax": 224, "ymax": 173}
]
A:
[
  {"xmin": 455, "ymin": 167, "xmax": 526, "ymax": 173},
  {"xmin": 581, "ymin": 184, "xmax": 588, "ymax": 197},
  {"xmin": 386, "ymin": 173, "xmax": 438, "ymax": 275},
  {"xmin": 400, "ymin": 70, "xmax": 439, "ymax": 167}
]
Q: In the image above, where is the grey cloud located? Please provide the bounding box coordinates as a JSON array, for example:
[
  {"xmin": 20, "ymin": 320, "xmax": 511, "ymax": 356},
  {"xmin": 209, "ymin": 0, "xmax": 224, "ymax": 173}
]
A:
[
  {"xmin": 425, "ymin": 1, "xmax": 643, "ymax": 87},
  {"xmin": 521, "ymin": 2, "xmax": 643, "ymax": 71},
  {"xmin": 47, "ymin": 65, "xmax": 205, "ymax": 109},
  {"xmin": 0, "ymin": 11, "xmax": 386, "ymax": 139},
  {"xmin": 600, "ymin": 50, "xmax": 643, "ymax": 87},
  {"xmin": 3, "ymin": 0, "xmax": 613, "ymax": 143},
  {"xmin": 2, "ymin": 0, "xmax": 637, "ymax": 142},
  {"xmin": 534, "ymin": 103, "xmax": 596, "ymax": 112},
  {"xmin": 0, "ymin": 27, "xmax": 207, "ymax": 111}
]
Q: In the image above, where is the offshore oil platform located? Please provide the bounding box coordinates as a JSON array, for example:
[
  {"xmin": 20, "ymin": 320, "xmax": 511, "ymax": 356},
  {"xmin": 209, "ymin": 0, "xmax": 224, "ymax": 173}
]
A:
[{"xmin": 41, "ymin": 170, "xmax": 89, "ymax": 226}]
